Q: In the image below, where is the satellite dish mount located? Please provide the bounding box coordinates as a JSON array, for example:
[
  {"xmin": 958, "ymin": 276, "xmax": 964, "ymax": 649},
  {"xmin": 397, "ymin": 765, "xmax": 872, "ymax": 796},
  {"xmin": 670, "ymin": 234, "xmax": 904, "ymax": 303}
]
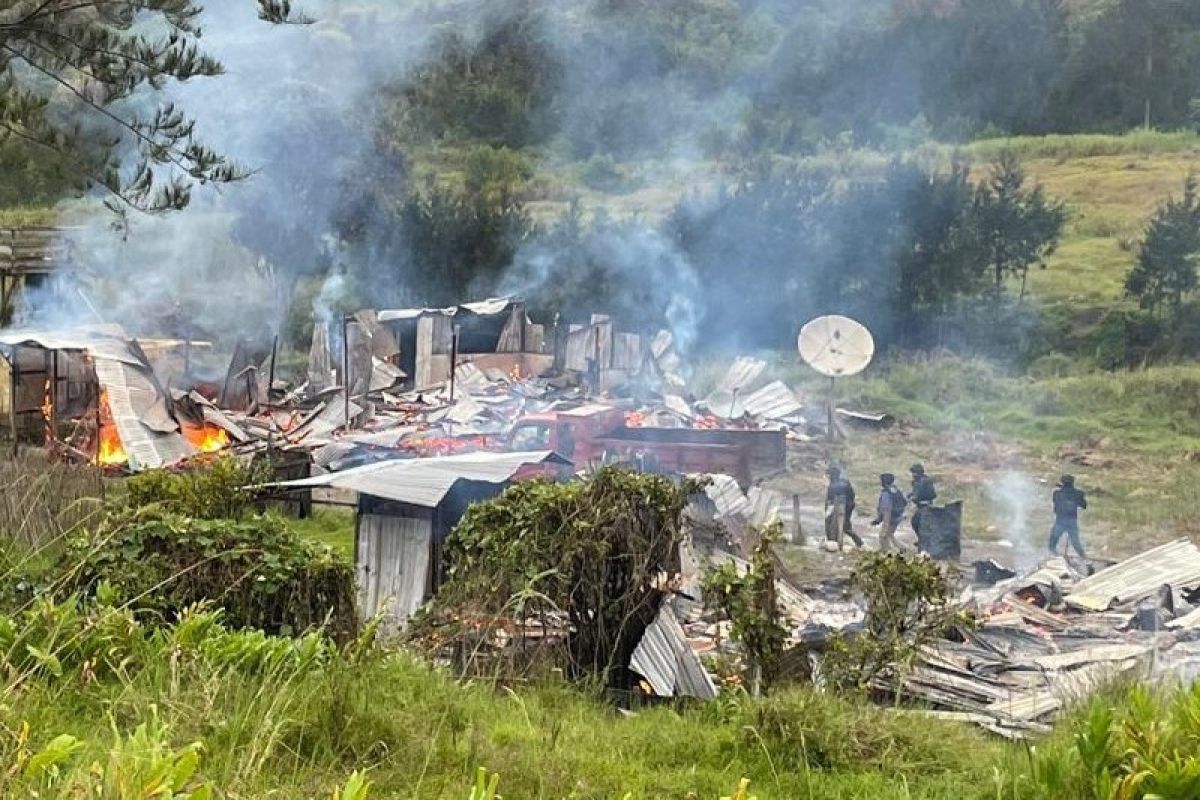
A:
[{"xmin": 797, "ymin": 315, "xmax": 876, "ymax": 442}]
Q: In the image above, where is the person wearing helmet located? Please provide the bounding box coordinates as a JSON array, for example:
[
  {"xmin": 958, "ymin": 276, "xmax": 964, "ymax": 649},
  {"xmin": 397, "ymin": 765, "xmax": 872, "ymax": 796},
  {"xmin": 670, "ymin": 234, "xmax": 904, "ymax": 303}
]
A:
[
  {"xmin": 908, "ymin": 463, "xmax": 937, "ymax": 539},
  {"xmin": 1049, "ymin": 474, "xmax": 1088, "ymax": 558},
  {"xmin": 825, "ymin": 466, "xmax": 863, "ymax": 549},
  {"xmin": 871, "ymin": 473, "xmax": 908, "ymax": 552}
]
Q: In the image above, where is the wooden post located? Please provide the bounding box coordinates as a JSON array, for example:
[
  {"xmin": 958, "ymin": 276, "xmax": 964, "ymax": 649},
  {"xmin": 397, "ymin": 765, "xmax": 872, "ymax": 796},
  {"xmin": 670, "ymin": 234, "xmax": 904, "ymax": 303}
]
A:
[
  {"xmin": 8, "ymin": 351, "xmax": 17, "ymax": 457},
  {"xmin": 48, "ymin": 349, "xmax": 58, "ymax": 444},
  {"xmin": 827, "ymin": 375, "xmax": 835, "ymax": 443},
  {"xmin": 94, "ymin": 382, "xmax": 102, "ymax": 465},
  {"xmin": 342, "ymin": 315, "xmax": 351, "ymax": 430},
  {"xmin": 449, "ymin": 324, "xmax": 460, "ymax": 403},
  {"xmin": 267, "ymin": 334, "xmax": 279, "ymax": 456},
  {"xmin": 793, "ymin": 493, "xmax": 803, "ymax": 546}
]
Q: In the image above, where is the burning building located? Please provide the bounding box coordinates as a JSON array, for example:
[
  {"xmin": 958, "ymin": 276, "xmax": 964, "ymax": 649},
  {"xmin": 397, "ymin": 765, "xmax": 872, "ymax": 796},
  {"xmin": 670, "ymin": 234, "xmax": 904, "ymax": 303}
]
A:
[{"xmin": 0, "ymin": 326, "xmax": 231, "ymax": 470}]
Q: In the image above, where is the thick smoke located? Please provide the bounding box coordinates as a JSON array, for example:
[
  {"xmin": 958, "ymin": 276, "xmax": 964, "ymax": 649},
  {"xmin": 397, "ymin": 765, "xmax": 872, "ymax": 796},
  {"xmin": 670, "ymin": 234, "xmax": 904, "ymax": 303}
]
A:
[
  {"xmin": 15, "ymin": 0, "xmax": 998, "ymax": 355},
  {"xmin": 503, "ymin": 221, "xmax": 703, "ymax": 355},
  {"xmin": 20, "ymin": 0, "xmax": 433, "ymax": 342},
  {"xmin": 986, "ymin": 471, "xmax": 1045, "ymax": 567}
]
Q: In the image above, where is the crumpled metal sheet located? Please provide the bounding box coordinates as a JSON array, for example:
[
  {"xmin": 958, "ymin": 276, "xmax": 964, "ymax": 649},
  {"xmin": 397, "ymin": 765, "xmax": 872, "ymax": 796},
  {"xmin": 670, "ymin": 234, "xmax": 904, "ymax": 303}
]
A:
[
  {"xmin": 716, "ymin": 356, "xmax": 767, "ymax": 395},
  {"xmin": 93, "ymin": 357, "xmax": 193, "ymax": 470},
  {"xmin": 1066, "ymin": 539, "xmax": 1200, "ymax": 611},
  {"xmin": 630, "ymin": 602, "xmax": 718, "ymax": 700}
]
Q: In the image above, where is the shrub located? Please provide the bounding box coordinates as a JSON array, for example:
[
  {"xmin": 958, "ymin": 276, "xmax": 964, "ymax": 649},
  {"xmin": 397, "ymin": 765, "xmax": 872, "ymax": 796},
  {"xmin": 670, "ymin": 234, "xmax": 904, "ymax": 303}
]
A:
[
  {"xmin": 580, "ymin": 154, "xmax": 639, "ymax": 193},
  {"xmin": 1001, "ymin": 684, "xmax": 1200, "ymax": 800},
  {"xmin": 420, "ymin": 468, "xmax": 699, "ymax": 687},
  {"xmin": 822, "ymin": 552, "xmax": 967, "ymax": 692},
  {"xmin": 61, "ymin": 512, "xmax": 357, "ymax": 640},
  {"xmin": 123, "ymin": 456, "xmax": 270, "ymax": 520},
  {"xmin": 702, "ymin": 524, "xmax": 787, "ymax": 694}
]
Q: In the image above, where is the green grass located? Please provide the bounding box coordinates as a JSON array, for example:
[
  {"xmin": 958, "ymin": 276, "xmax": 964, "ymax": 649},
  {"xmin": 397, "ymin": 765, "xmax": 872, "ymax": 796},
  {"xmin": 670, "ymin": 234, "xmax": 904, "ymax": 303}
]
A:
[
  {"xmin": 0, "ymin": 205, "xmax": 57, "ymax": 227},
  {"xmin": 0, "ymin": 630, "xmax": 1011, "ymax": 798},
  {"xmin": 957, "ymin": 129, "xmax": 1200, "ymax": 161},
  {"xmin": 3, "ymin": 583, "xmax": 1198, "ymax": 799},
  {"xmin": 291, "ymin": 507, "xmax": 356, "ymax": 557}
]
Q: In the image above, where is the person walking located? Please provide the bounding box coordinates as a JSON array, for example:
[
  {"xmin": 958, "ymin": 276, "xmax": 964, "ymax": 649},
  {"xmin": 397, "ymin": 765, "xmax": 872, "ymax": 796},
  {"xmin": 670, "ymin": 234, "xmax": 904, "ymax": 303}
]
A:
[
  {"xmin": 1048, "ymin": 474, "xmax": 1088, "ymax": 558},
  {"xmin": 825, "ymin": 466, "xmax": 864, "ymax": 549},
  {"xmin": 871, "ymin": 473, "xmax": 908, "ymax": 551},
  {"xmin": 908, "ymin": 462, "xmax": 937, "ymax": 539}
]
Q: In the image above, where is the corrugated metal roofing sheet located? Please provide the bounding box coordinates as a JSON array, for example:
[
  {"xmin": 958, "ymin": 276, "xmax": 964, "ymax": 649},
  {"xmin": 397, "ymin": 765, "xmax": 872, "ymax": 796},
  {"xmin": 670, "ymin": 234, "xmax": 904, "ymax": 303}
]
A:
[
  {"xmin": 716, "ymin": 357, "xmax": 767, "ymax": 395},
  {"xmin": 0, "ymin": 325, "xmax": 148, "ymax": 366},
  {"xmin": 1066, "ymin": 539, "xmax": 1200, "ymax": 611},
  {"xmin": 376, "ymin": 297, "xmax": 516, "ymax": 323},
  {"xmin": 0, "ymin": 326, "xmax": 195, "ymax": 471},
  {"xmin": 705, "ymin": 381, "xmax": 801, "ymax": 421},
  {"xmin": 265, "ymin": 450, "xmax": 568, "ymax": 508},
  {"xmin": 704, "ymin": 474, "xmax": 751, "ymax": 520},
  {"xmin": 745, "ymin": 486, "xmax": 785, "ymax": 528},
  {"xmin": 741, "ymin": 381, "xmax": 803, "ymax": 420},
  {"xmin": 93, "ymin": 357, "xmax": 193, "ymax": 470},
  {"xmin": 629, "ymin": 603, "xmax": 718, "ymax": 700}
]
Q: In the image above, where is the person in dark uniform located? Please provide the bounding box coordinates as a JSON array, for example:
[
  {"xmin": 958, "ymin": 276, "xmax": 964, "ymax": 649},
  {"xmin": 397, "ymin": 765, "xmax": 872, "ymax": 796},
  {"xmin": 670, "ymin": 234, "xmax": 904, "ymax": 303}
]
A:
[
  {"xmin": 871, "ymin": 473, "xmax": 908, "ymax": 552},
  {"xmin": 908, "ymin": 463, "xmax": 937, "ymax": 538},
  {"xmin": 825, "ymin": 466, "xmax": 864, "ymax": 549},
  {"xmin": 1048, "ymin": 474, "xmax": 1088, "ymax": 558}
]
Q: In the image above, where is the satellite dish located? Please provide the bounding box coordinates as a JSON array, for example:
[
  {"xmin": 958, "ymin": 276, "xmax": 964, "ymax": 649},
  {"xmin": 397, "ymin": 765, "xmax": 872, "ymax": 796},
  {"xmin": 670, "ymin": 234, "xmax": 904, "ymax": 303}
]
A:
[{"xmin": 798, "ymin": 315, "xmax": 875, "ymax": 378}]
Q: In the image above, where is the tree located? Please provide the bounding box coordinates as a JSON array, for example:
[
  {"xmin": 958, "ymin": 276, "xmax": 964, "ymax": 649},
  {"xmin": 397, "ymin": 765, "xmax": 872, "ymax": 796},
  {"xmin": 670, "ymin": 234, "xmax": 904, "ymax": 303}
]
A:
[
  {"xmin": 967, "ymin": 151, "xmax": 1066, "ymax": 298},
  {"xmin": 1125, "ymin": 176, "xmax": 1200, "ymax": 315},
  {"xmin": 0, "ymin": 1, "xmax": 304, "ymax": 215}
]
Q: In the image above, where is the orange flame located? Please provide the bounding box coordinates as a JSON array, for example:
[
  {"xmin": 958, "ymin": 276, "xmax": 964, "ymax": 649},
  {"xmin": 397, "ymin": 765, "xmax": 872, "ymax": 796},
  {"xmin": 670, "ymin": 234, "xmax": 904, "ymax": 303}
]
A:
[
  {"xmin": 401, "ymin": 435, "xmax": 488, "ymax": 456},
  {"xmin": 181, "ymin": 421, "xmax": 231, "ymax": 453},
  {"xmin": 96, "ymin": 390, "xmax": 128, "ymax": 466},
  {"xmin": 40, "ymin": 378, "xmax": 53, "ymax": 443},
  {"xmin": 693, "ymin": 415, "xmax": 720, "ymax": 430},
  {"xmin": 625, "ymin": 411, "xmax": 646, "ymax": 428}
]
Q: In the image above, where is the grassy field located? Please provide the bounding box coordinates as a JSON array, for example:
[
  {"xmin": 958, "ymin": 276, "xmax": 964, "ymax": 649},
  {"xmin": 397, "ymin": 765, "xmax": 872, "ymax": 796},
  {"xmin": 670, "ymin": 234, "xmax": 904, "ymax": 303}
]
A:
[{"xmin": 1, "ymin": 539, "xmax": 1197, "ymax": 800}]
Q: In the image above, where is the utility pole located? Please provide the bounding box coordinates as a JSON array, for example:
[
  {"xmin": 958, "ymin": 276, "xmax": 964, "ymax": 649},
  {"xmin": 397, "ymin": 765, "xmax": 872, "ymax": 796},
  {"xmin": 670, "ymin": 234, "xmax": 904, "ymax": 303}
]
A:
[{"xmin": 1145, "ymin": 31, "xmax": 1153, "ymax": 132}]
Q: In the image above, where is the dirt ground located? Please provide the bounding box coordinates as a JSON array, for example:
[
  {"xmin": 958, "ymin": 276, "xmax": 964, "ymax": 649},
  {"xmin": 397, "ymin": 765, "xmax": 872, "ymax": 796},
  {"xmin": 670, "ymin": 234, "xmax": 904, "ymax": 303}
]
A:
[{"xmin": 763, "ymin": 423, "xmax": 1161, "ymax": 584}]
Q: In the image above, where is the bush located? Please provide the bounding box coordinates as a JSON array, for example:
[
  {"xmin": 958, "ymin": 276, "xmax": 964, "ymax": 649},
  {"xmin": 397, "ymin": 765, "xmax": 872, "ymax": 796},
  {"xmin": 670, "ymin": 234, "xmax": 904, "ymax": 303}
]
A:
[
  {"xmin": 61, "ymin": 511, "xmax": 357, "ymax": 640},
  {"xmin": 420, "ymin": 468, "xmax": 699, "ymax": 687},
  {"xmin": 822, "ymin": 552, "xmax": 967, "ymax": 693},
  {"xmin": 123, "ymin": 456, "xmax": 270, "ymax": 520}
]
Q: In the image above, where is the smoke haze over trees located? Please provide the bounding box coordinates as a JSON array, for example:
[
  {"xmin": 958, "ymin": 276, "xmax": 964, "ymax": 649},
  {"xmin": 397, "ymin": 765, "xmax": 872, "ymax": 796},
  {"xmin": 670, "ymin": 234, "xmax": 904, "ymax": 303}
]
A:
[{"xmin": 4, "ymin": 0, "xmax": 1200, "ymax": 361}]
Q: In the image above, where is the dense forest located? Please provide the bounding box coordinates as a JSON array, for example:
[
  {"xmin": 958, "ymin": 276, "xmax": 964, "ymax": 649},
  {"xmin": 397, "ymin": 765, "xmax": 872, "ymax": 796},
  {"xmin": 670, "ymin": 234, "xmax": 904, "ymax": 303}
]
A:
[{"xmin": 5, "ymin": 0, "xmax": 1200, "ymax": 361}]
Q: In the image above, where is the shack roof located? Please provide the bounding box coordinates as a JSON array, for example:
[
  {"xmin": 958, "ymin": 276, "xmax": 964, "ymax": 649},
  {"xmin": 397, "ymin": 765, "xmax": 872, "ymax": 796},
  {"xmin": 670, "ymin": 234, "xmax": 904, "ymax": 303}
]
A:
[
  {"xmin": 376, "ymin": 297, "xmax": 518, "ymax": 323},
  {"xmin": 265, "ymin": 450, "xmax": 568, "ymax": 508},
  {"xmin": 0, "ymin": 325, "xmax": 147, "ymax": 366},
  {"xmin": 0, "ymin": 325, "xmax": 193, "ymax": 470}
]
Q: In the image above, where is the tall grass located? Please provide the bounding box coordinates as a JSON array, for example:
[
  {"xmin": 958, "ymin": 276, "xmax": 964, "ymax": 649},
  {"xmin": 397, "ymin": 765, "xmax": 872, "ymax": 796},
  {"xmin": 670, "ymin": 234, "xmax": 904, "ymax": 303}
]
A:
[
  {"xmin": 1, "ymin": 585, "xmax": 1197, "ymax": 799},
  {"xmin": 953, "ymin": 130, "xmax": 1200, "ymax": 162},
  {"xmin": 0, "ymin": 454, "xmax": 104, "ymax": 547},
  {"xmin": 0, "ymin": 589, "xmax": 1011, "ymax": 799}
]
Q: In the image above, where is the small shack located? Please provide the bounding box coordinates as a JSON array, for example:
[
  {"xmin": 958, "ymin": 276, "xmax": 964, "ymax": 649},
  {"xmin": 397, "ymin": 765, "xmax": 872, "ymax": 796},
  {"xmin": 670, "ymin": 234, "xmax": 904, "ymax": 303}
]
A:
[
  {"xmin": 377, "ymin": 297, "xmax": 551, "ymax": 389},
  {"xmin": 267, "ymin": 451, "xmax": 570, "ymax": 631}
]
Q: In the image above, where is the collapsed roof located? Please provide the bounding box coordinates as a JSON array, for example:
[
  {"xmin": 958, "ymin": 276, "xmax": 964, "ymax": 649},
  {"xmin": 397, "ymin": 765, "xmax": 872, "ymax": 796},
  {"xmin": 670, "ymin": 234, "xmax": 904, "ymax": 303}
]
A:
[{"xmin": 0, "ymin": 325, "xmax": 194, "ymax": 470}]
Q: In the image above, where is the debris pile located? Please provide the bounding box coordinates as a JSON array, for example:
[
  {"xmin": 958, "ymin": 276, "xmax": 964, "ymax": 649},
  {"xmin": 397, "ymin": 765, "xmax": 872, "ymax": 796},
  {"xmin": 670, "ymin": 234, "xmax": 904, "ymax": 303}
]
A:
[
  {"xmin": 1, "ymin": 311, "xmax": 844, "ymax": 482},
  {"xmin": 878, "ymin": 540, "xmax": 1200, "ymax": 737}
]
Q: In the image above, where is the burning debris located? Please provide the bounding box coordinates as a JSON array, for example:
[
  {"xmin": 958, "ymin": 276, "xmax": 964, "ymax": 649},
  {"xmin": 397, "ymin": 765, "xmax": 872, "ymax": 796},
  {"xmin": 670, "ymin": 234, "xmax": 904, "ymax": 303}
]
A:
[{"xmin": 0, "ymin": 298, "xmax": 842, "ymax": 483}]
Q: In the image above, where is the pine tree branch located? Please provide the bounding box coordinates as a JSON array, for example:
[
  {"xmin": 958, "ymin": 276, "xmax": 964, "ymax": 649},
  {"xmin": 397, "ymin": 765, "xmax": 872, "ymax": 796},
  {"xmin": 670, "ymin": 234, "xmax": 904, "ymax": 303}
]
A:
[{"xmin": 1, "ymin": 42, "xmax": 220, "ymax": 177}]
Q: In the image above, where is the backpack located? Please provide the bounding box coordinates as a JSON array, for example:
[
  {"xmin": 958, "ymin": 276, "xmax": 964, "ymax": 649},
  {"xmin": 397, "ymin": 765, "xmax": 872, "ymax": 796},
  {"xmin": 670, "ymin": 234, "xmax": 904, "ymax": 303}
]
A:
[{"xmin": 888, "ymin": 486, "xmax": 908, "ymax": 520}]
